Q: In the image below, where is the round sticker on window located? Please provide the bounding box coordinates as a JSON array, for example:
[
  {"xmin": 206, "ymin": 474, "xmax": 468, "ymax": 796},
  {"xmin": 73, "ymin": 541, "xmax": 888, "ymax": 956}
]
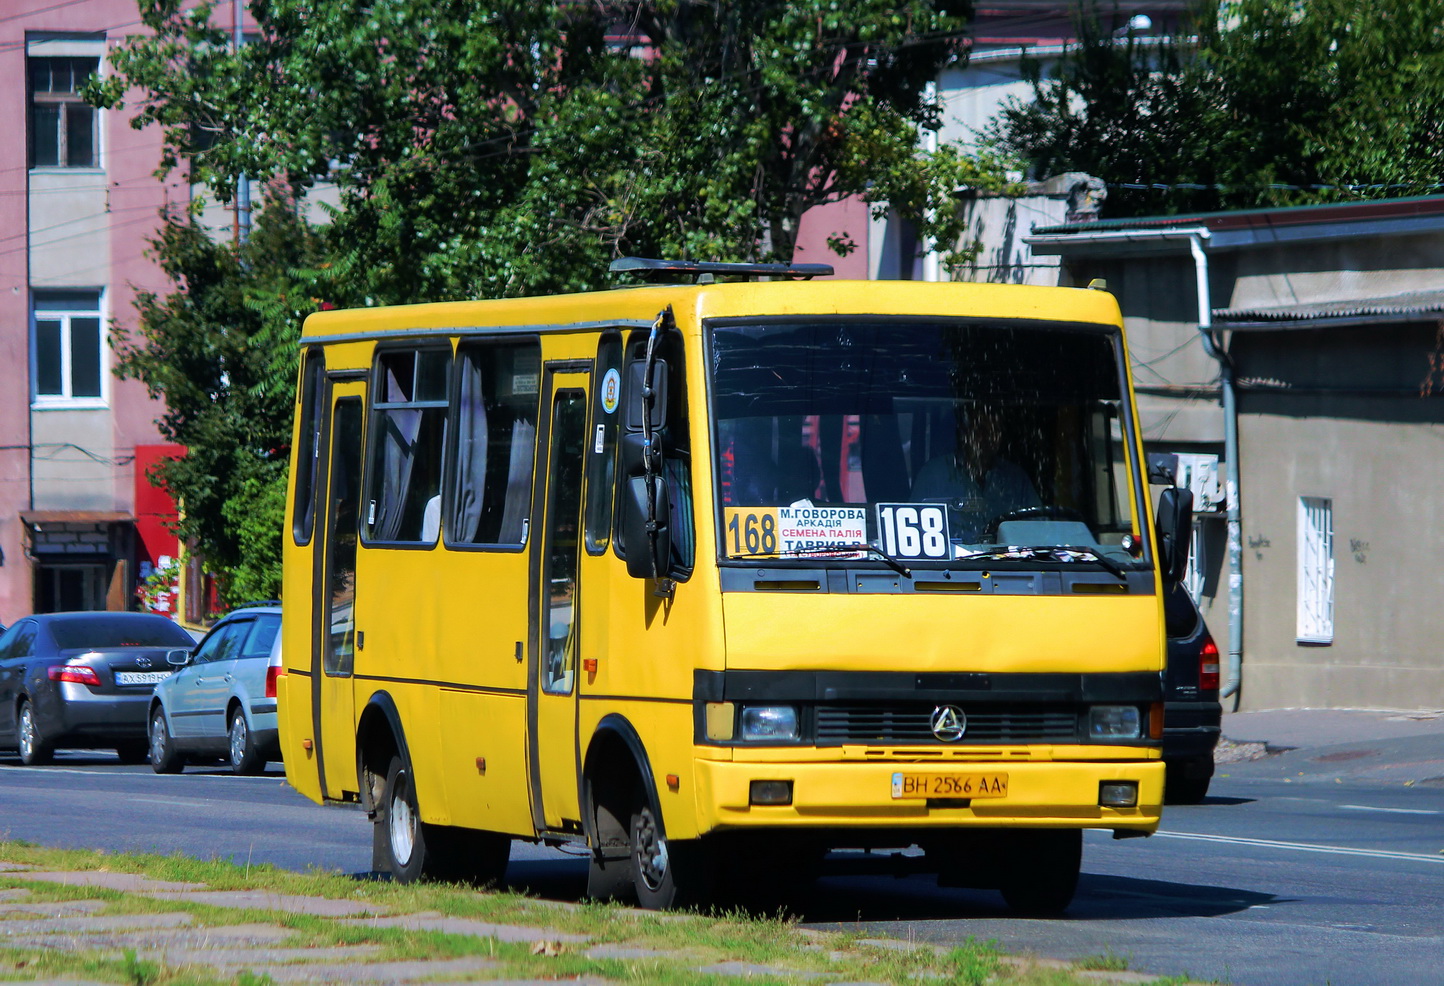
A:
[{"xmin": 601, "ymin": 367, "xmax": 622, "ymax": 415}]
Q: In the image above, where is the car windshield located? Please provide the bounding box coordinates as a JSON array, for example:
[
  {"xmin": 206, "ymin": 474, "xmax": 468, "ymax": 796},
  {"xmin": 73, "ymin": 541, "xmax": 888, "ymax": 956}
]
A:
[
  {"xmin": 710, "ymin": 318, "xmax": 1142, "ymax": 567},
  {"xmin": 50, "ymin": 615, "xmax": 196, "ymax": 649}
]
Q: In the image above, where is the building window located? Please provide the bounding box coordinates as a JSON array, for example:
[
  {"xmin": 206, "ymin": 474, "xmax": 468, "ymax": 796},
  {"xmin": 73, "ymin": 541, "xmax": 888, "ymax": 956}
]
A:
[
  {"xmin": 32, "ymin": 290, "xmax": 105, "ymax": 405},
  {"xmin": 29, "ymin": 56, "xmax": 99, "ymax": 168},
  {"xmin": 1297, "ymin": 496, "xmax": 1334, "ymax": 644}
]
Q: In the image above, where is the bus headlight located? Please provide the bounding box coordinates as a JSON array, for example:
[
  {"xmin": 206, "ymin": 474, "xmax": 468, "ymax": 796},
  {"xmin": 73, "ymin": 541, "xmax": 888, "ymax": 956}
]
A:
[
  {"xmin": 739, "ymin": 705, "xmax": 799, "ymax": 741},
  {"xmin": 1088, "ymin": 705, "xmax": 1141, "ymax": 740}
]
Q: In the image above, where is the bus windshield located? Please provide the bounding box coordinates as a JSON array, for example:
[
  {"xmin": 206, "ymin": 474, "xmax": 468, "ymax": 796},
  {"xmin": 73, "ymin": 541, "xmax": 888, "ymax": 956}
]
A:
[{"xmin": 710, "ymin": 318, "xmax": 1141, "ymax": 568}]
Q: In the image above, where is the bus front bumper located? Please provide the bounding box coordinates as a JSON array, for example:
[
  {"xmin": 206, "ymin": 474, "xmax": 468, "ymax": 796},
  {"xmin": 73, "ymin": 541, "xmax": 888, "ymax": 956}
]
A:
[{"xmin": 691, "ymin": 757, "xmax": 1164, "ymax": 837}]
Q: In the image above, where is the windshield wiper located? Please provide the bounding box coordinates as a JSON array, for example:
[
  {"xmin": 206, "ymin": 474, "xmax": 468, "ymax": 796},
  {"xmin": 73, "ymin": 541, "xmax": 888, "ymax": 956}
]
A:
[
  {"xmin": 959, "ymin": 544, "xmax": 1128, "ymax": 579},
  {"xmin": 731, "ymin": 542, "xmax": 912, "ymax": 579}
]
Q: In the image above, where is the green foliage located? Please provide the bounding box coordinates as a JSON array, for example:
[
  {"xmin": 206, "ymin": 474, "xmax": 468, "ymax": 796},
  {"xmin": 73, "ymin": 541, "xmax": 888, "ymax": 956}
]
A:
[
  {"xmin": 94, "ymin": 0, "xmax": 1008, "ymax": 299},
  {"xmin": 93, "ymin": 0, "xmax": 1015, "ymax": 592},
  {"xmin": 990, "ymin": 0, "xmax": 1444, "ymax": 217},
  {"xmin": 111, "ymin": 198, "xmax": 324, "ymax": 605}
]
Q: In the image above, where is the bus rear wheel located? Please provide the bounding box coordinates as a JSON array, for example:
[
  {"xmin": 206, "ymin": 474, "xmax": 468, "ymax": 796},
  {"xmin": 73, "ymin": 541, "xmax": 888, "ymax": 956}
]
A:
[
  {"xmin": 998, "ymin": 829, "xmax": 1082, "ymax": 915},
  {"xmin": 376, "ymin": 755, "xmax": 509, "ymax": 885}
]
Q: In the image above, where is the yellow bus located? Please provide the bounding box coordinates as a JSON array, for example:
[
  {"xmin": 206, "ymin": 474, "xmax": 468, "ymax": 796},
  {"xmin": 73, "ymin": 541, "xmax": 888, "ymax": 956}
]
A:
[{"xmin": 277, "ymin": 258, "xmax": 1192, "ymax": 913}]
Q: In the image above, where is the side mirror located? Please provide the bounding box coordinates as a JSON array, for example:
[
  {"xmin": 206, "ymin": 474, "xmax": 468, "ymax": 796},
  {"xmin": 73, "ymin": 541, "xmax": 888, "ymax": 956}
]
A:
[
  {"xmin": 166, "ymin": 648, "xmax": 192, "ymax": 668},
  {"xmin": 1155, "ymin": 487, "xmax": 1194, "ymax": 584},
  {"xmin": 622, "ymin": 474, "xmax": 672, "ymax": 580},
  {"xmin": 624, "ymin": 359, "xmax": 668, "ymax": 433}
]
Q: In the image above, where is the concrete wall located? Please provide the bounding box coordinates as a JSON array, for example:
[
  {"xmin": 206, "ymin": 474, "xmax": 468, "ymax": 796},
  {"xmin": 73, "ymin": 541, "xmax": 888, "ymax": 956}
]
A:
[{"xmin": 1236, "ymin": 407, "xmax": 1444, "ymax": 709}]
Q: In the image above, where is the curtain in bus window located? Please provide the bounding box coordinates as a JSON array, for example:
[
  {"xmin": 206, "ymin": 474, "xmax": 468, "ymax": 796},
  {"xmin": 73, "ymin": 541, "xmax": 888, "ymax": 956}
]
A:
[
  {"xmin": 452, "ymin": 354, "xmax": 489, "ymax": 543},
  {"xmin": 372, "ymin": 408, "xmax": 422, "ymax": 541},
  {"xmin": 499, "ymin": 418, "xmax": 536, "ymax": 543}
]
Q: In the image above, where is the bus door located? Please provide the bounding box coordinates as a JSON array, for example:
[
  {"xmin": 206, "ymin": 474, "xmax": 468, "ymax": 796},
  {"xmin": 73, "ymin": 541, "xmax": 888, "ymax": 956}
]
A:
[
  {"xmin": 528, "ymin": 366, "xmax": 590, "ymax": 833},
  {"xmin": 312, "ymin": 380, "xmax": 365, "ymax": 800}
]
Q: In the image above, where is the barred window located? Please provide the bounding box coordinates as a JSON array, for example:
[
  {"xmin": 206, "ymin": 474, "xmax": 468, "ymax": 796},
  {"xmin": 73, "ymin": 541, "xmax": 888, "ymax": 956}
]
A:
[{"xmin": 1297, "ymin": 496, "xmax": 1334, "ymax": 644}]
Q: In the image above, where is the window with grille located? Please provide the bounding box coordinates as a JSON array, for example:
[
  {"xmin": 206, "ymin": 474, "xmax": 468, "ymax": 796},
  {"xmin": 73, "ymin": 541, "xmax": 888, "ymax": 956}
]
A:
[
  {"xmin": 29, "ymin": 56, "xmax": 99, "ymax": 168},
  {"xmin": 32, "ymin": 290, "xmax": 105, "ymax": 405},
  {"xmin": 1297, "ymin": 496, "xmax": 1334, "ymax": 643}
]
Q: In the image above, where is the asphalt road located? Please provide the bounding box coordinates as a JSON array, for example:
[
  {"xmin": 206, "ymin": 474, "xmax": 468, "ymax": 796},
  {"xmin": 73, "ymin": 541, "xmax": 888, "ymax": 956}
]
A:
[{"xmin": 2, "ymin": 747, "xmax": 1441, "ymax": 986}]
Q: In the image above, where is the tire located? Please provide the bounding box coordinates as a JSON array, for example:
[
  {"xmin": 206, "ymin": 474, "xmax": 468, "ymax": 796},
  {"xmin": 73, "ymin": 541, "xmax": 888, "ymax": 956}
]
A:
[
  {"xmin": 998, "ymin": 829, "xmax": 1082, "ymax": 915},
  {"xmin": 148, "ymin": 706, "xmax": 184, "ymax": 774},
  {"xmin": 379, "ymin": 755, "xmax": 427, "ymax": 883},
  {"xmin": 1165, "ymin": 764, "xmax": 1212, "ymax": 805},
  {"xmin": 425, "ymin": 825, "xmax": 511, "ymax": 886},
  {"xmin": 228, "ymin": 707, "xmax": 265, "ymax": 775},
  {"xmin": 17, "ymin": 700, "xmax": 54, "ymax": 766},
  {"xmin": 629, "ymin": 802, "xmax": 712, "ymax": 910},
  {"xmin": 586, "ymin": 801, "xmax": 636, "ymax": 903},
  {"xmin": 374, "ymin": 753, "xmax": 509, "ymax": 885},
  {"xmin": 114, "ymin": 741, "xmax": 148, "ymax": 765}
]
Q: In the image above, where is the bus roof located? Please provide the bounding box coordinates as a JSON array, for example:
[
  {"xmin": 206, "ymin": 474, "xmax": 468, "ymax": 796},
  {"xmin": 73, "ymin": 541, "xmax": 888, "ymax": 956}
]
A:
[{"xmin": 298, "ymin": 279, "xmax": 1123, "ymax": 345}]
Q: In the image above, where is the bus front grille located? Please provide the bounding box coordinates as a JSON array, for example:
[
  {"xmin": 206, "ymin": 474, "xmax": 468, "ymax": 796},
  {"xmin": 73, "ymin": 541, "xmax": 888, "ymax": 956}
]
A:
[{"xmin": 815, "ymin": 705, "xmax": 1079, "ymax": 745}]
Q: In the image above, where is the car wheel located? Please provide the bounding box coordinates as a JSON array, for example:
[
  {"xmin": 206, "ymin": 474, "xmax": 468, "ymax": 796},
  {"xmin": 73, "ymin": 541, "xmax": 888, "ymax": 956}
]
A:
[
  {"xmin": 148, "ymin": 706, "xmax": 184, "ymax": 774},
  {"xmin": 1165, "ymin": 763, "xmax": 1212, "ymax": 805},
  {"xmin": 228, "ymin": 707, "xmax": 264, "ymax": 775},
  {"xmin": 114, "ymin": 742, "xmax": 148, "ymax": 765},
  {"xmin": 17, "ymin": 700, "xmax": 54, "ymax": 766}
]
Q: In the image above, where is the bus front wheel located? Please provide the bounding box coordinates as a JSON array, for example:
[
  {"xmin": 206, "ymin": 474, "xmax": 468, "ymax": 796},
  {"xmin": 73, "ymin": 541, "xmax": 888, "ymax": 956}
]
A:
[
  {"xmin": 998, "ymin": 829, "xmax": 1082, "ymax": 914},
  {"xmin": 629, "ymin": 803, "xmax": 711, "ymax": 910}
]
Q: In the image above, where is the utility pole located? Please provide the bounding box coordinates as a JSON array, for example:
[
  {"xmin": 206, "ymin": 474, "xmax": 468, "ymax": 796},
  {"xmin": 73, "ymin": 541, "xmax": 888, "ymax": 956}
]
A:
[{"xmin": 234, "ymin": 0, "xmax": 251, "ymax": 245}]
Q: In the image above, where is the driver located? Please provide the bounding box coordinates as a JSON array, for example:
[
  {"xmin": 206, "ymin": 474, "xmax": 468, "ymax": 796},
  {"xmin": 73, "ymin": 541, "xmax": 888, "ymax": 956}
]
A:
[{"xmin": 911, "ymin": 402, "xmax": 1040, "ymax": 541}]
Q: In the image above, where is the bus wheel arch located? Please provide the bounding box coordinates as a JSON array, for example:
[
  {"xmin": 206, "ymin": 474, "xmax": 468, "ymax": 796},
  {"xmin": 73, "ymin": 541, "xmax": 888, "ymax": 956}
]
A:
[{"xmin": 582, "ymin": 715, "xmax": 710, "ymax": 909}]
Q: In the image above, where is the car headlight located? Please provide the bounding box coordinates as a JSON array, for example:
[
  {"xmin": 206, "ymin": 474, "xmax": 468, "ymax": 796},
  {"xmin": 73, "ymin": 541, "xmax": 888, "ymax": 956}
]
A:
[
  {"xmin": 738, "ymin": 704, "xmax": 799, "ymax": 742},
  {"xmin": 1089, "ymin": 705, "xmax": 1142, "ymax": 739}
]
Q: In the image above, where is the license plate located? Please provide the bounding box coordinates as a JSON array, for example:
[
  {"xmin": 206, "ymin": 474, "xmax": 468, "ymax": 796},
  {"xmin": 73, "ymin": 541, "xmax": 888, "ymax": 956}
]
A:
[
  {"xmin": 891, "ymin": 771, "xmax": 1008, "ymax": 800},
  {"xmin": 115, "ymin": 671, "xmax": 171, "ymax": 686}
]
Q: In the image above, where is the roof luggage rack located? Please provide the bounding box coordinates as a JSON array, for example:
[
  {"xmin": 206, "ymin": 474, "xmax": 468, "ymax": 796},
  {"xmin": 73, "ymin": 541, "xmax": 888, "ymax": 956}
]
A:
[{"xmin": 609, "ymin": 257, "xmax": 834, "ymax": 283}]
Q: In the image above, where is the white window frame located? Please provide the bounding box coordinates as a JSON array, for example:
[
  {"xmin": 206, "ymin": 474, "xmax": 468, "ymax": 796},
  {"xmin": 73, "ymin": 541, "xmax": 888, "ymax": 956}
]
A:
[
  {"xmin": 1296, "ymin": 496, "xmax": 1335, "ymax": 644},
  {"xmin": 31, "ymin": 289, "xmax": 108, "ymax": 409}
]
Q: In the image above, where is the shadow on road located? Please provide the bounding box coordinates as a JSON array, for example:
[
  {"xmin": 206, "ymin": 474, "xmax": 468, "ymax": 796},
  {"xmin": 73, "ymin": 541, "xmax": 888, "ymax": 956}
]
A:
[{"xmin": 452, "ymin": 854, "xmax": 1275, "ymax": 926}]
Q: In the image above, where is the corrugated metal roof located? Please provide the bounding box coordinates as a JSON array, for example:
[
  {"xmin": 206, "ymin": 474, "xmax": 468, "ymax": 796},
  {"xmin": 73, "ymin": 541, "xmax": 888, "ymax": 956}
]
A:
[
  {"xmin": 1032, "ymin": 194, "xmax": 1444, "ymax": 236},
  {"xmin": 1215, "ymin": 290, "xmax": 1444, "ymax": 328}
]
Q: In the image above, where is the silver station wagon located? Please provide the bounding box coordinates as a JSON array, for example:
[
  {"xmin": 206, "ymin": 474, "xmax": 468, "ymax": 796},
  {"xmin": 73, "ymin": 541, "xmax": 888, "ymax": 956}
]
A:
[{"xmin": 148, "ymin": 604, "xmax": 283, "ymax": 774}]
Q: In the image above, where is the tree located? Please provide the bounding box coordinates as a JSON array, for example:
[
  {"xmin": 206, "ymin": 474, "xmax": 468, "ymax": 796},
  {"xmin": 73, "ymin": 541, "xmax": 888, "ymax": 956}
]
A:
[
  {"xmin": 92, "ymin": 0, "xmax": 1015, "ymax": 596},
  {"xmin": 93, "ymin": 0, "xmax": 1014, "ymax": 299},
  {"xmin": 112, "ymin": 199, "xmax": 325, "ymax": 604},
  {"xmin": 990, "ymin": 0, "xmax": 1444, "ymax": 218}
]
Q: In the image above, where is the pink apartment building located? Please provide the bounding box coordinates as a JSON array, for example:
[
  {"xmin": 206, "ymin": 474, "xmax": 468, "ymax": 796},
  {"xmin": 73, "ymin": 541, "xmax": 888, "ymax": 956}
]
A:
[{"xmin": 0, "ymin": 0, "xmax": 184, "ymax": 623}]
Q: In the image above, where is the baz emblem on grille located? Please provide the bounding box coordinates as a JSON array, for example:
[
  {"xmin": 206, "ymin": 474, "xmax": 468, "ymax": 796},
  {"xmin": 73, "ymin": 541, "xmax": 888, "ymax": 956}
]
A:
[{"xmin": 930, "ymin": 705, "xmax": 967, "ymax": 741}]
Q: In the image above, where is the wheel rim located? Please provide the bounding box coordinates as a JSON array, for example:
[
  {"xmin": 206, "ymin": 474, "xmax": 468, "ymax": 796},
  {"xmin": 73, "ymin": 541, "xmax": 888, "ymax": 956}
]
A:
[
  {"xmin": 229, "ymin": 714, "xmax": 248, "ymax": 766},
  {"xmin": 18, "ymin": 707, "xmax": 35, "ymax": 760},
  {"xmin": 389, "ymin": 773, "xmax": 417, "ymax": 866},
  {"xmin": 150, "ymin": 712, "xmax": 168, "ymax": 762},
  {"xmin": 633, "ymin": 809, "xmax": 668, "ymax": 892}
]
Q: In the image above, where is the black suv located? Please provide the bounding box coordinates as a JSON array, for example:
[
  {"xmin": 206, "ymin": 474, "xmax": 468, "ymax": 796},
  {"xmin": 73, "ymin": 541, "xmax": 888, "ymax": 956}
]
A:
[{"xmin": 1163, "ymin": 583, "xmax": 1222, "ymax": 803}]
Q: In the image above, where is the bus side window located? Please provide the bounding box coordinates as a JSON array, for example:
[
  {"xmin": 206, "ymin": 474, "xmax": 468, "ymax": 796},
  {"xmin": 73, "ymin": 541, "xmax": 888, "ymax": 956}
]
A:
[
  {"xmin": 585, "ymin": 333, "xmax": 622, "ymax": 554},
  {"xmin": 447, "ymin": 339, "xmax": 541, "ymax": 548},
  {"xmin": 364, "ymin": 348, "xmax": 451, "ymax": 545},
  {"xmin": 292, "ymin": 348, "xmax": 325, "ymax": 545}
]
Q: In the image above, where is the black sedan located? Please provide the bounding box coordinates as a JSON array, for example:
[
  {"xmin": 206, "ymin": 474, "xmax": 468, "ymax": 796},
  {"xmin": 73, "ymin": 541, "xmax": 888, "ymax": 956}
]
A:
[{"xmin": 0, "ymin": 612, "xmax": 197, "ymax": 765}]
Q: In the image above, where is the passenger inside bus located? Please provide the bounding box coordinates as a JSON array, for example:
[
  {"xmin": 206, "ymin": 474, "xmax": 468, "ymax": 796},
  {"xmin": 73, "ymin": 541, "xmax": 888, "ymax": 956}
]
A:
[{"xmin": 911, "ymin": 402, "xmax": 1040, "ymax": 541}]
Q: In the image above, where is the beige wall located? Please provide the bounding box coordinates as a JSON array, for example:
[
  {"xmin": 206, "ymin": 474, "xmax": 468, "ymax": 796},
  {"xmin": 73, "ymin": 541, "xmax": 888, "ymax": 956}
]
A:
[
  {"xmin": 1237, "ymin": 412, "xmax": 1444, "ymax": 710},
  {"xmin": 31, "ymin": 409, "xmax": 116, "ymax": 510}
]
